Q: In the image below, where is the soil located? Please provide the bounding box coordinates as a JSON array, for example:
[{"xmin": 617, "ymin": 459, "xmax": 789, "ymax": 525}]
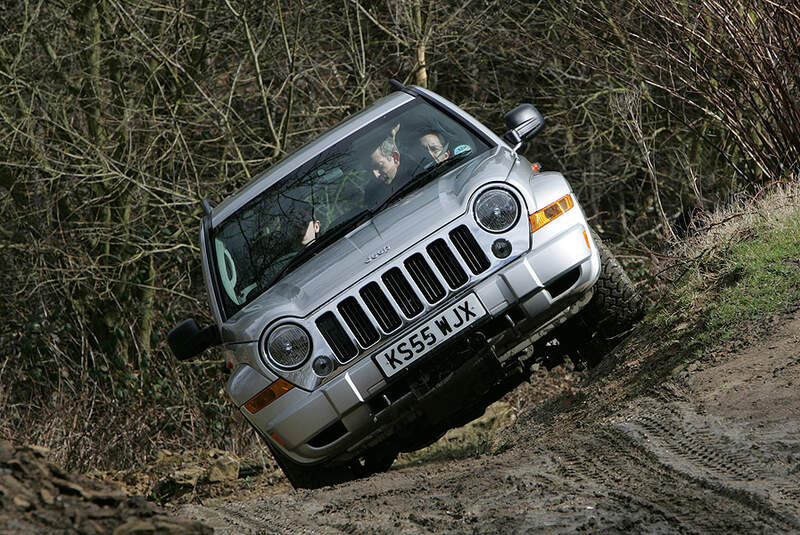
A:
[
  {"xmin": 3, "ymin": 305, "xmax": 797, "ymax": 534},
  {"xmin": 172, "ymin": 303, "xmax": 800, "ymax": 534},
  {"xmin": 0, "ymin": 442, "xmax": 212, "ymax": 535}
]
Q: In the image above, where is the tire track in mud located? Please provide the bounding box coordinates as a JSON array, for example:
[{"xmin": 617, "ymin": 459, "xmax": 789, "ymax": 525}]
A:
[
  {"xmin": 179, "ymin": 463, "xmax": 491, "ymax": 535},
  {"xmin": 550, "ymin": 422, "xmax": 798, "ymax": 533},
  {"xmin": 619, "ymin": 412, "xmax": 758, "ymax": 482},
  {"xmin": 175, "ymin": 310, "xmax": 800, "ymax": 534},
  {"xmin": 610, "ymin": 399, "xmax": 800, "ymax": 526},
  {"xmin": 180, "ymin": 411, "xmax": 799, "ymax": 535},
  {"xmin": 617, "ymin": 401, "xmax": 784, "ymax": 484},
  {"xmin": 182, "ymin": 499, "xmax": 339, "ymax": 535},
  {"xmin": 178, "ymin": 400, "xmax": 800, "ymax": 535}
]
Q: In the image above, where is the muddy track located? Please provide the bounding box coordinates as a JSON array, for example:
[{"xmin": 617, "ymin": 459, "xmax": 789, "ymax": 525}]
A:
[{"xmin": 176, "ymin": 309, "xmax": 800, "ymax": 534}]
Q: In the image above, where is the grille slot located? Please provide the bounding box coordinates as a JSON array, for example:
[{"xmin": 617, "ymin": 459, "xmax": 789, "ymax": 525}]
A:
[
  {"xmin": 316, "ymin": 312, "xmax": 358, "ymax": 362},
  {"xmin": 404, "ymin": 253, "xmax": 446, "ymax": 304},
  {"xmin": 382, "ymin": 268, "xmax": 424, "ymax": 318},
  {"xmin": 545, "ymin": 266, "xmax": 581, "ymax": 299},
  {"xmin": 427, "ymin": 239, "xmax": 468, "ymax": 289},
  {"xmin": 360, "ymin": 283, "xmax": 402, "ymax": 333},
  {"xmin": 450, "ymin": 225, "xmax": 490, "ymax": 274},
  {"xmin": 337, "ymin": 297, "xmax": 379, "ymax": 348}
]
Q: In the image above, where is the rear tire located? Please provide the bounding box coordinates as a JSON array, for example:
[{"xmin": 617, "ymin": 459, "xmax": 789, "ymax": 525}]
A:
[
  {"xmin": 556, "ymin": 230, "xmax": 644, "ymax": 369},
  {"xmin": 360, "ymin": 447, "xmax": 399, "ymax": 475}
]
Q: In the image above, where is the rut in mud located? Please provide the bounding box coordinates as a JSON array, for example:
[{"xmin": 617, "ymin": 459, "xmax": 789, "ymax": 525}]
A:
[{"xmin": 176, "ymin": 306, "xmax": 800, "ymax": 534}]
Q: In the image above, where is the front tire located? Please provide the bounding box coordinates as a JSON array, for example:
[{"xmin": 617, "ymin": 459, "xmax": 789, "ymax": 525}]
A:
[
  {"xmin": 267, "ymin": 443, "xmax": 355, "ymax": 489},
  {"xmin": 557, "ymin": 230, "xmax": 644, "ymax": 369},
  {"xmin": 267, "ymin": 441, "xmax": 398, "ymax": 489}
]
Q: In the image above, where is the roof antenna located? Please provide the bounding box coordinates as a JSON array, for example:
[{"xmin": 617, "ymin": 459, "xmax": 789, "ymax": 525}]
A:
[{"xmin": 389, "ymin": 79, "xmax": 405, "ymax": 91}]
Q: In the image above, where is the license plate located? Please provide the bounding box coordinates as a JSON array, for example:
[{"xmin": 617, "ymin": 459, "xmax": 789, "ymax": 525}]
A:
[{"xmin": 373, "ymin": 293, "xmax": 487, "ymax": 378}]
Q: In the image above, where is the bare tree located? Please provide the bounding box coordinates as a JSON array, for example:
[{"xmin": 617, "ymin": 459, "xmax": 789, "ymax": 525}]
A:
[{"xmin": 1, "ymin": 0, "xmax": 795, "ymax": 470}]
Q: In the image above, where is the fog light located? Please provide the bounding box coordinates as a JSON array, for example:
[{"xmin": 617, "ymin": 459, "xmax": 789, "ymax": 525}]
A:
[
  {"xmin": 491, "ymin": 238, "xmax": 512, "ymax": 258},
  {"xmin": 312, "ymin": 355, "xmax": 334, "ymax": 376}
]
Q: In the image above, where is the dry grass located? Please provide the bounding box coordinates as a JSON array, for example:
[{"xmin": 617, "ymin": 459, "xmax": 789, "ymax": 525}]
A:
[{"xmin": 675, "ymin": 180, "xmax": 800, "ymax": 257}]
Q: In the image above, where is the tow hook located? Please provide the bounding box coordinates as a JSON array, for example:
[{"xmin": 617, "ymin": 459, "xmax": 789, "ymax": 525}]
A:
[{"xmin": 467, "ymin": 332, "xmax": 487, "ymax": 350}]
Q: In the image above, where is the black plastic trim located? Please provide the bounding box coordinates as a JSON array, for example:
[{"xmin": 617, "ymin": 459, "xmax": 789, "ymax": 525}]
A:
[
  {"xmin": 545, "ymin": 266, "xmax": 582, "ymax": 299},
  {"xmin": 307, "ymin": 421, "xmax": 348, "ymax": 448}
]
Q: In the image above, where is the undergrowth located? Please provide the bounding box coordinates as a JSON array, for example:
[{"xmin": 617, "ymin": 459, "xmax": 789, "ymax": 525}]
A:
[{"xmin": 623, "ymin": 182, "xmax": 800, "ymax": 392}]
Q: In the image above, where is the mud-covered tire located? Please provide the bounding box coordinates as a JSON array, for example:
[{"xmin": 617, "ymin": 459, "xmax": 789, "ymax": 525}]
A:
[
  {"xmin": 267, "ymin": 441, "xmax": 397, "ymax": 489},
  {"xmin": 556, "ymin": 231, "xmax": 644, "ymax": 368},
  {"xmin": 267, "ymin": 443, "xmax": 355, "ymax": 489},
  {"xmin": 584, "ymin": 230, "xmax": 645, "ymax": 337}
]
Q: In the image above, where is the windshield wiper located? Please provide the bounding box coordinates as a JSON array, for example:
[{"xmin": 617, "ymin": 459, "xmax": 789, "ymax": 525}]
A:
[
  {"xmin": 266, "ymin": 209, "xmax": 373, "ymax": 288},
  {"xmin": 373, "ymin": 152, "xmax": 472, "ymax": 214}
]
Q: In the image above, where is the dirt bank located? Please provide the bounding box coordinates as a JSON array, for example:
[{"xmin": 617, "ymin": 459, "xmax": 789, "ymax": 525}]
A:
[
  {"xmin": 0, "ymin": 442, "xmax": 212, "ymax": 535},
  {"xmin": 174, "ymin": 304, "xmax": 800, "ymax": 534}
]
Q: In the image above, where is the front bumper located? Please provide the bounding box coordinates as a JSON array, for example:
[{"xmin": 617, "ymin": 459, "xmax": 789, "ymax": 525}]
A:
[{"xmin": 230, "ymin": 220, "xmax": 600, "ymax": 465}]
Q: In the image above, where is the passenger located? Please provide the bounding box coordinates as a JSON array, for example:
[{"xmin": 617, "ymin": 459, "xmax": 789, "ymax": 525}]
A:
[
  {"xmin": 298, "ymin": 218, "xmax": 321, "ymax": 246},
  {"xmin": 419, "ymin": 129, "xmax": 451, "ymax": 164}
]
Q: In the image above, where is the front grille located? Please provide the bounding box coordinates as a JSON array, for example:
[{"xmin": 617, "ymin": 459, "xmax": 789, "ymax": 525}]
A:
[
  {"xmin": 316, "ymin": 312, "xmax": 358, "ymax": 361},
  {"xmin": 338, "ymin": 297, "xmax": 379, "ymax": 348},
  {"xmin": 427, "ymin": 239, "xmax": 468, "ymax": 289},
  {"xmin": 404, "ymin": 253, "xmax": 445, "ymax": 304},
  {"xmin": 360, "ymin": 282, "xmax": 402, "ymax": 333},
  {"xmin": 317, "ymin": 225, "xmax": 493, "ymax": 363},
  {"xmin": 450, "ymin": 225, "xmax": 490, "ymax": 274},
  {"xmin": 382, "ymin": 268, "xmax": 424, "ymax": 318}
]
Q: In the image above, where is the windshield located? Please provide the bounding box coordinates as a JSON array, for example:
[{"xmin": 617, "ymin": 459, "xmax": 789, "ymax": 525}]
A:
[{"xmin": 212, "ymin": 99, "xmax": 492, "ymax": 317}]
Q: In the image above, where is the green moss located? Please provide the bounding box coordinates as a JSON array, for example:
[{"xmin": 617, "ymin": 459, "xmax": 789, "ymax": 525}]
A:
[
  {"xmin": 704, "ymin": 218, "xmax": 800, "ymax": 339},
  {"xmin": 394, "ymin": 402, "xmax": 513, "ymax": 467}
]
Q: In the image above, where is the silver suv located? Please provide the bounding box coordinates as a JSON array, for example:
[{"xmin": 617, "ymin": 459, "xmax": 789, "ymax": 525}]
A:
[{"xmin": 168, "ymin": 82, "xmax": 643, "ymax": 488}]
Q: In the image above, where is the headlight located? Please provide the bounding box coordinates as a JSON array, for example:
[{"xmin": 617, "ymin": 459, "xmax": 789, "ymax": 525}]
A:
[
  {"xmin": 266, "ymin": 324, "xmax": 311, "ymax": 369},
  {"xmin": 474, "ymin": 189, "xmax": 519, "ymax": 233}
]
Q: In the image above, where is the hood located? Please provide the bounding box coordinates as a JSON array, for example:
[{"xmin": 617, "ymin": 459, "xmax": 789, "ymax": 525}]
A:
[{"xmin": 221, "ymin": 146, "xmax": 518, "ymax": 342}]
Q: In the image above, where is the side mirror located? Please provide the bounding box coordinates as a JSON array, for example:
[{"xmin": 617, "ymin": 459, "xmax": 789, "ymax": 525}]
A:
[
  {"xmin": 503, "ymin": 104, "xmax": 545, "ymax": 150},
  {"xmin": 167, "ymin": 318, "xmax": 221, "ymax": 360}
]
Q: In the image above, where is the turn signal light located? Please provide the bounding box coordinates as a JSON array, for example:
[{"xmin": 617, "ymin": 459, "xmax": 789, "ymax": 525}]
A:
[
  {"xmin": 244, "ymin": 378, "xmax": 294, "ymax": 414},
  {"xmin": 529, "ymin": 195, "xmax": 574, "ymax": 232}
]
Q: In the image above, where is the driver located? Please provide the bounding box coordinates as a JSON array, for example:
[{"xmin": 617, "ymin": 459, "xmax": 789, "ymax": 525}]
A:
[{"xmin": 363, "ymin": 126, "xmax": 418, "ymax": 204}]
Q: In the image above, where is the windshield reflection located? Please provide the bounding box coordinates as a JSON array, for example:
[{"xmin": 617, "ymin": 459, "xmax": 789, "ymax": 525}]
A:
[{"xmin": 212, "ymin": 100, "xmax": 490, "ymax": 317}]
